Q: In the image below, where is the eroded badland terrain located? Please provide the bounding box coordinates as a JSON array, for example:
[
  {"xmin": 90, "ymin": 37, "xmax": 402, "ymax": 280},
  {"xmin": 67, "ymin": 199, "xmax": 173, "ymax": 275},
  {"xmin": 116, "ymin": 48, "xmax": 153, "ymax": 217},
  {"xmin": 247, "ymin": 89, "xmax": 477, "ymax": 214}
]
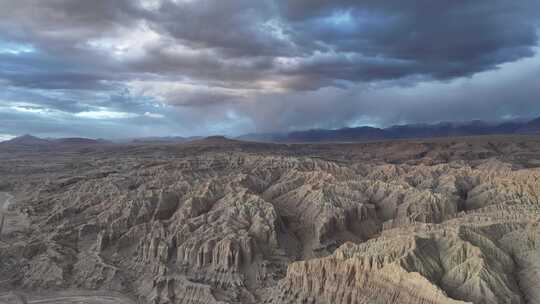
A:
[{"xmin": 1, "ymin": 135, "xmax": 540, "ymax": 304}]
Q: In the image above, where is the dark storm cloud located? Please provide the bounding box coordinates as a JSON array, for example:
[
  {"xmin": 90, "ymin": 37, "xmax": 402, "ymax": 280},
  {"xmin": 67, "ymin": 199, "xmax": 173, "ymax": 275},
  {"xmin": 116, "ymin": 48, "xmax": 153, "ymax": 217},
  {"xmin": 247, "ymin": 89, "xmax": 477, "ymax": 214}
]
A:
[
  {"xmin": 0, "ymin": 0, "xmax": 136, "ymax": 41},
  {"xmin": 162, "ymin": 90, "xmax": 242, "ymax": 108},
  {"xmin": 127, "ymin": 43, "xmax": 276, "ymax": 85},
  {"xmin": 2, "ymin": 0, "xmax": 539, "ymax": 87},
  {"xmin": 1, "ymin": 87, "xmax": 94, "ymax": 113},
  {"xmin": 279, "ymin": 0, "xmax": 540, "ymax": 79},
  {"xmin": 0, "ymin": 0, "xmax": 539, "ymax": 138},
  {"xmin": 0, "ymin": 49, "xmax": 118, "ymax": 90},
  {"xmin": 134, "ymin": 0, "xmax": 540, "ymax": 87},
  {"xmin": 238, "ymin": 53, "xmax": 540, "ymax": 132},
  {"xmin": 143, "ymin": 0, "xmax": 294, "ymax": 57}
]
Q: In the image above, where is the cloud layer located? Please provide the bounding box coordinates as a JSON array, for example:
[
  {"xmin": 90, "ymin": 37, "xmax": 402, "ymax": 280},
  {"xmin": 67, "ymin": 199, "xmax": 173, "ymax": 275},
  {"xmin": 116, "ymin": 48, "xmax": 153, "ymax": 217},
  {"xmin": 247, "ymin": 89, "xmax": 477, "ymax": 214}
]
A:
[{"xmin": 0, "ymin": 0, "xmax": 539, "ymax": 138}]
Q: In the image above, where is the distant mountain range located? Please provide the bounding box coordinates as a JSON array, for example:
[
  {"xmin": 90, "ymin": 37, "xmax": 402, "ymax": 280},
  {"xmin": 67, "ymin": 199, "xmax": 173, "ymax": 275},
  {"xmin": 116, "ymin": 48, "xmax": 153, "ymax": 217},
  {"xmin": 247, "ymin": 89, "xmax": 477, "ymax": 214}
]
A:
[
  {"xmin": 238, "ymin": 117, "xmax": 540, "ymax": 143},
  {"xmin": 0, "ymin": 135, "xmax": 111, "ymax": 150},
  {"xmin": 128, "ymin": 136, "xmax": 203, "ymax": 144},
  {"xmin": 2, "ymin": 117, "xmax": 540, "ymax": 148}
]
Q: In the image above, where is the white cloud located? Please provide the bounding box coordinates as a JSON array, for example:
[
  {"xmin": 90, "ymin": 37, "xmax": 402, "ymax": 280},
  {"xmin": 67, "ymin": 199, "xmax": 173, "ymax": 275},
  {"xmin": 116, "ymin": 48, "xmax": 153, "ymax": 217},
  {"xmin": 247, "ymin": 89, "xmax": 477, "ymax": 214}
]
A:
[
  {"xmin": 87, "ymin": 21, "xmax": 161, "ymax": 59},
  {"xmin": 144, "ymin": 112, "xmax": 165, "ymax": 118},
  {"xmin": 0, "ymin": 41, "xmax": 35, "ymax": 55},
  {"xmin": 6, "ymin": 103, "xmax": 67, "ymax": 118},
  {"xmin": 0, "ymin": 133, "xmax": 15, "ymax": 142},
  {"xmin": 75, "ymin": 110, "xmax": 139, "ymax": 119},
  {"xmin": 139, "ymin": 0, "xmax": 163, "ymax": 11}
]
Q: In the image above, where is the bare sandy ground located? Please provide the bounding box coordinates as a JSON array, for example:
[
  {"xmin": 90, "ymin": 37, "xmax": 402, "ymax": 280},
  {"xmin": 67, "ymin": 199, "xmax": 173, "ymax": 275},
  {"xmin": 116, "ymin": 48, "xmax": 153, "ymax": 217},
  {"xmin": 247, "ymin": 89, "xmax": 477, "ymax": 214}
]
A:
[
  {"xmin": 1, "ymin": 195, "xmax": 135, "ymax": 304},
  {"xmin": 0, "ymin": 291, "xmax": 137, "ymax": 304},
  {"xmin": 0, "ymin": 192, "xmax": 28, "ymax": 236},
  {"xmin": 0, "ymin": 192, "xmax": 12, "ymax": 210}
]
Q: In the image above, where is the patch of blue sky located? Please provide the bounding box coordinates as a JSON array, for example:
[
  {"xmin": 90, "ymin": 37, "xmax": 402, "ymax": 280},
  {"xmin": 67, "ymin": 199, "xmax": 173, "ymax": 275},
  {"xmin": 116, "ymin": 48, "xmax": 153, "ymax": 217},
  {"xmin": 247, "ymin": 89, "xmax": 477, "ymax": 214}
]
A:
[
  {"xmin": 318, "ymin": 9, "xmax": 396, "ymax": 35},
  {"xmin": 0, "ymin": 40, "xmax": 35, "ymax": 55},
  {"xmin": 325, "ymin": 9, "xmax": 355, "ymax": 28}
]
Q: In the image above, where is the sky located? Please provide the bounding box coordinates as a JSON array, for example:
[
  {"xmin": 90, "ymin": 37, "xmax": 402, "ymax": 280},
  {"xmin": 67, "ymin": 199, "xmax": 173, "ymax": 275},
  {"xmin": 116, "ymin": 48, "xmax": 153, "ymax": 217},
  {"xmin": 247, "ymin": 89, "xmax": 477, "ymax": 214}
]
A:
[{"xmin": 1, "ymin": 0, "xmax": 540, "ymax": 140}]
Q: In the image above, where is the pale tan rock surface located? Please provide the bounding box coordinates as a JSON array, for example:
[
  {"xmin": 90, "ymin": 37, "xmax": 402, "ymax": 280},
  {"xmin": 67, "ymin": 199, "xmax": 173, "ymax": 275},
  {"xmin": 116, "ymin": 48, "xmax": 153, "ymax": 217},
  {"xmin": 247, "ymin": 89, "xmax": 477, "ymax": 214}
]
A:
[{"xmin": 0, "ymin": 136, "xmax": 540, "ymax": 303}]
